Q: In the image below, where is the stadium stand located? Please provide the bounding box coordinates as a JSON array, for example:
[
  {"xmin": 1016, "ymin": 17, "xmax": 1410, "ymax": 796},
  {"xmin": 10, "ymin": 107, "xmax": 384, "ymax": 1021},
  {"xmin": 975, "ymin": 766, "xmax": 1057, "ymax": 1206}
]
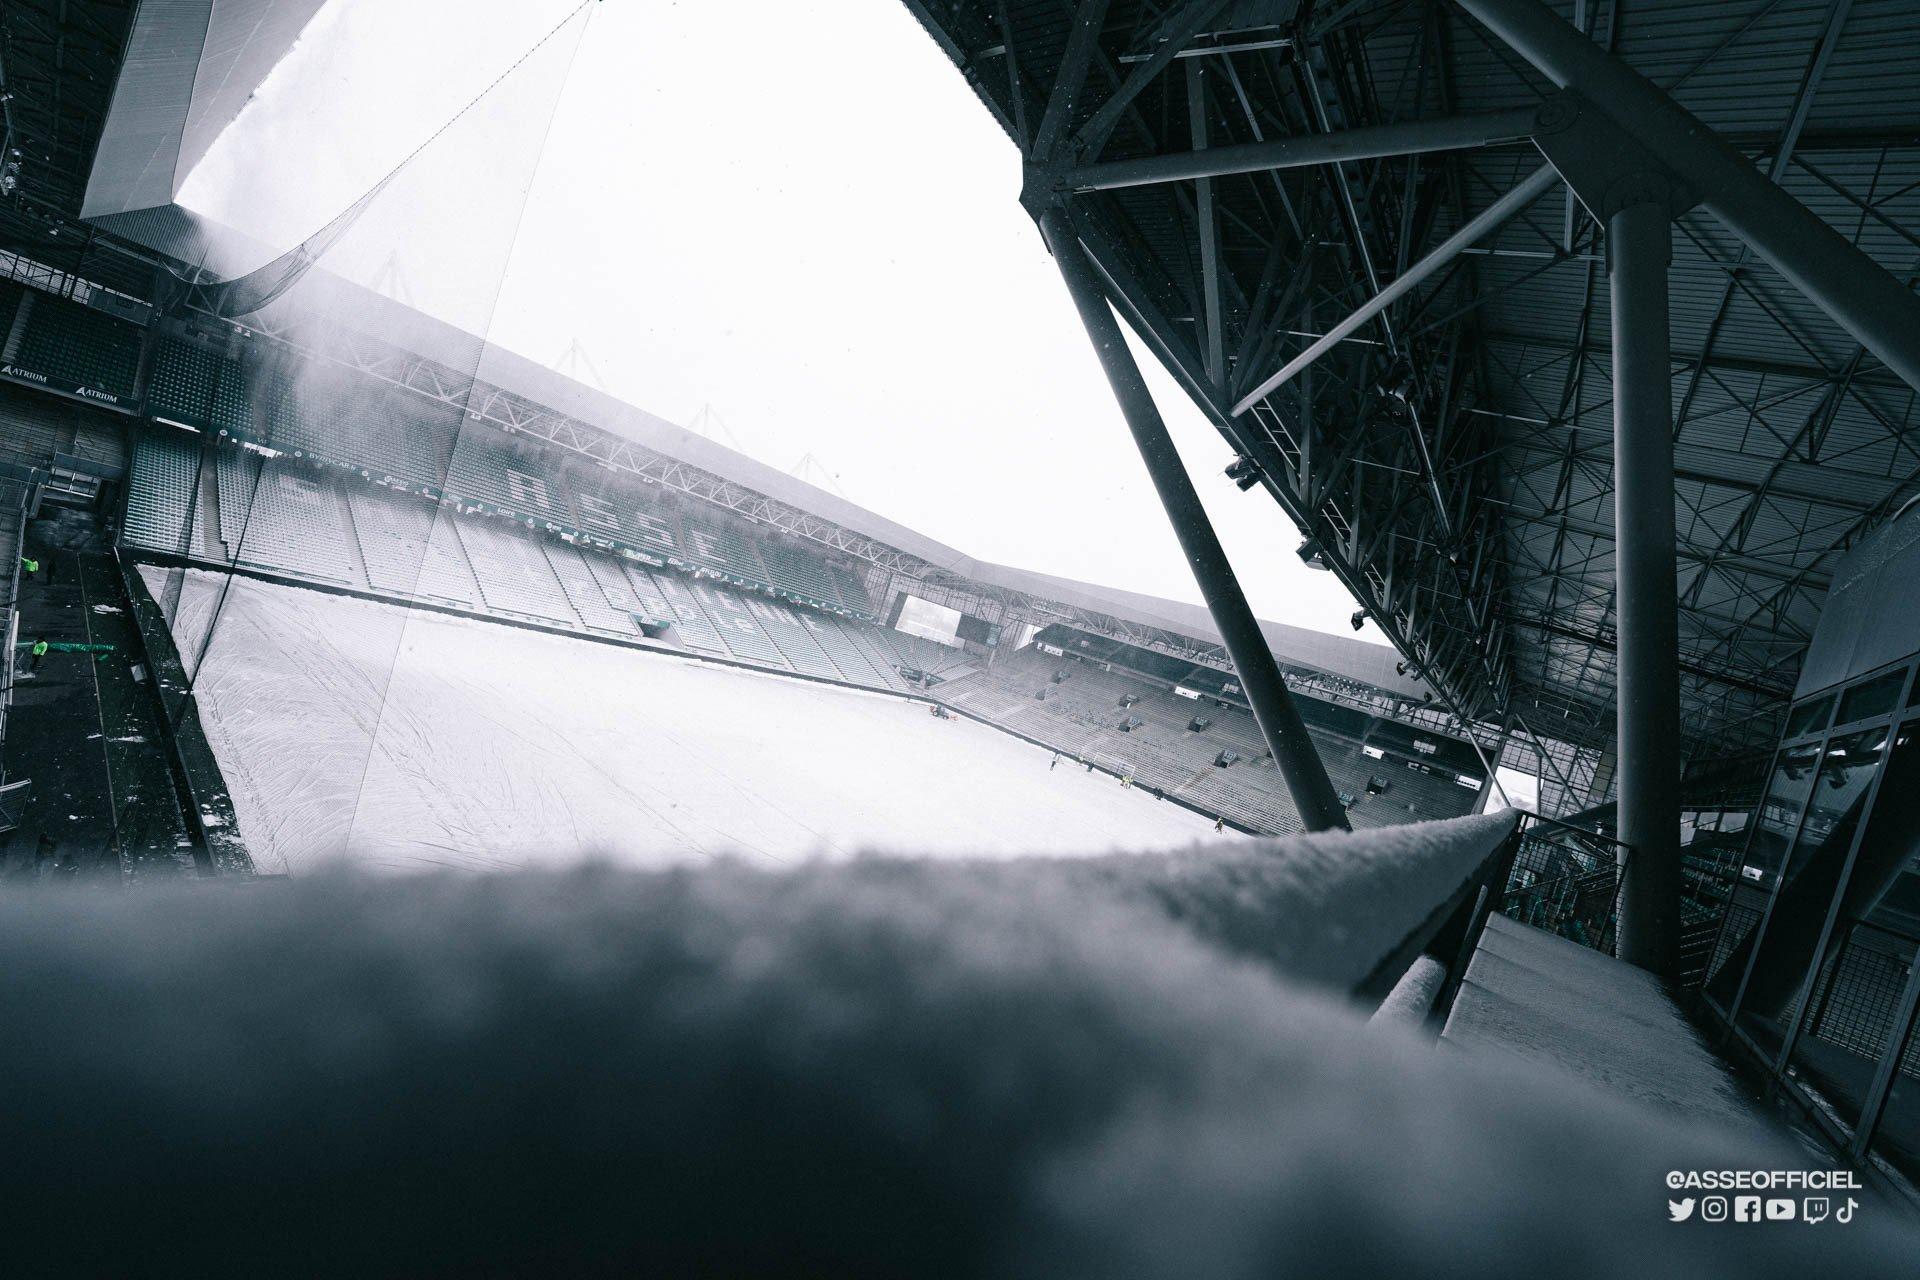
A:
[
  {"xmin": 124, "ymin": 432, "xmax": 199, "ymax": 554},
  {"xmin": 826, "ymin": 562, "xmax": 875, "ymax": 617},
  {"xmin": 627, "ymin": 508, "xmax": 681, "ymax": 563},
  {"xmin": 690, "ymin": 581, "xmax": 788, "ymax": 669},
  {"xmin": 679, "ymin": 513, "xmax": 771, "ymax": 586},
  {"xmin": 9, "ymin": 289, "xmax": 143, "ymax": 400},
  {"xmin": 607, "ymin": 560, "xmax": 677, "ymax": 630},
  {"xmin": 0, "ymin": 386, "xmax": 65, "ymax": 474},
  {"xmin": 446, "ymin": 432, "xmax": 563, "ymax": 522},
  {"xmin": 875, "ymin": 626, "xmax": 976, "ymax": 680},
  {"xmin": 542, "ymin": 541, "xmax": 639, "ymax": 638},
  {"xmin": 578, "ymin": 551, "xmax": 653, "ymax": 627},
  {"xmin": 839, "ymin": 619, "xmax": 919, "ymax": 692},
  {"xmin": 804, "ymin": 612, "xmax": 892, "ymax": 688},
  {"xmin": 146, "ymin": 337, "xmax": 250, "ymax": 434},
  {"xmin": 563, "ymin": 475, "xmax": 627, "ymax": 540},
  {"xmin": 756, "ymin": 537, "xmax": 843, "ymax": 612},
  {"xmin": 561, "ymin": 471, "xmax": 681, "ymax": 565},
  {"xmin": 937, "ymin": 644, "xmax": 1479, "ymax": 835},
  {"xmin": 343, "ymin": 486, "xmax": 480, "ymax": 606},
  {"xmin": 453, "ymin": 516, "xmax": 581, "ymax": 627},
  {"xmin": 138, "ymin": 329, "xmax": 884, "ymax": 629},
  {"xmin": 632, "ymin": 566, "xmax": 723, "ymax": 654},
  {"xmin": 229, "ymin": 458, "xmax": 356, "ymax": 584},
  {"xmin": 337, "ymin": 396, "xmax": 457, "ymax": 494},
  {"xmin": 212, "ymin": 446, "xmax": 256, "ymax": 549},
  {"xmin": 114, "ymin": 414, "xmax": 1476, "ymax": 839},
  {"xmin": 615, "ymin": 511, "xmax": 676, "ymax": 566},
  {"xmin": 744, "ymin": 596, "xmax": 842, "ymax": 681},
  {"xmin": 0, "ymin": 280, "xmax": 21, "ymax": 346}
]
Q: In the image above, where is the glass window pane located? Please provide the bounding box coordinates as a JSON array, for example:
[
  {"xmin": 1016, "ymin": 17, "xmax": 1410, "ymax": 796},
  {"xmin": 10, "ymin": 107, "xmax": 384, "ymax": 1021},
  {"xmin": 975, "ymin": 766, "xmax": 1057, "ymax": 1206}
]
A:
[
  {"xmin": 1787, "ymin": 694, "xmax": 1835, "ymax": 739},
  {"xmin": 1737, "ymin": 727, "xmax": 1889, "ymax": 1059},
  {"xmin": 1864, "ymin": 996, "xmax": 1920, "ymax": 1185},
  {"xmin": 1705, "ymin": 741, "xmax": 1824, "ymax": 1004},
  {"xmin": 1852, "ymin": 725, "xmax": 1920, "ymax": 950},
  {"xmin": 1786, "ymin": 722, "xmax": 1920, "ymax": 1143},
  {"xmin": 1789, "ymin": 922, "xmax": 1915, "ymax": 1145},
  {"xmin": 1839, "ymin": 670, "xmax": 1907, "ymax": 725}
]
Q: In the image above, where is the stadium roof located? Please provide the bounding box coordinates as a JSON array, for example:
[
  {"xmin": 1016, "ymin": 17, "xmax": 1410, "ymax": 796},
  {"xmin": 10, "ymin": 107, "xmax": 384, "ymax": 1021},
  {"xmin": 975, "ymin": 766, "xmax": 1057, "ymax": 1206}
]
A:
[
  {"xmin": 899, "ymin": 0, "xmax": 1920, "ymax": 765},
  {"xmin": 82, "ymin": 0, "xmax": 328, "ymax": 221},
  {"xmin": 0, "ymin": 0, "xmax": 137, "ymax": 218}
]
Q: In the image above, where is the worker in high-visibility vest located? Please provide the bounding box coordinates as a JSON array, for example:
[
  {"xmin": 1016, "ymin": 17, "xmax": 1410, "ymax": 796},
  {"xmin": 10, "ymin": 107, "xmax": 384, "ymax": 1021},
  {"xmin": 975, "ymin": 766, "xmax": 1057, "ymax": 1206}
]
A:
[{"xmin": 28, "ymin": 638, "xmax": 48, "ymax": 672}]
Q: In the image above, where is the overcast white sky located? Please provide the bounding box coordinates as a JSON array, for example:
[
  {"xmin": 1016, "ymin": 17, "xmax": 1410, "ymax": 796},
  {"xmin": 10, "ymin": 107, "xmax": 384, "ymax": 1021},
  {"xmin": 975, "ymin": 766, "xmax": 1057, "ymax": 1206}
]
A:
[{"xmin": 180, "ymin": 0, "xmax": 1381, "ymax": 642}]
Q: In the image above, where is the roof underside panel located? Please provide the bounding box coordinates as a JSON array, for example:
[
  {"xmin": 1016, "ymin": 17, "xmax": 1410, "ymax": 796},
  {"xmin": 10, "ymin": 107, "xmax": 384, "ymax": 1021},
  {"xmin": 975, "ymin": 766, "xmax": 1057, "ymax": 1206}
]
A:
[{"xmin": 81, "ymin": 0, "xmax": 327, "ymax": 219}]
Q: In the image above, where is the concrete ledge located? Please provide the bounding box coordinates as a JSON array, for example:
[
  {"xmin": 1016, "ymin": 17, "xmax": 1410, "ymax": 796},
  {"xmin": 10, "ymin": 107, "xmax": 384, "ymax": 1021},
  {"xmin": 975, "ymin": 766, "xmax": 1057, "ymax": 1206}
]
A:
[{"xmin": 1443, "ymin": 913, "xmax": 1760, "ymax": 1130}]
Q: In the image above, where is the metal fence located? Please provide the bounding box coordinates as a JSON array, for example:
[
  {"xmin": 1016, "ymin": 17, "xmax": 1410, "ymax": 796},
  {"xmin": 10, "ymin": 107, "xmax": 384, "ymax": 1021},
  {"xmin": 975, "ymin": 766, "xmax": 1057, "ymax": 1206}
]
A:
[
  {"xmin": 1498, "ymin": 813, "xmax": 1624, "ymax": 955},
  {"xmin": 1495, "ymin": 810, "xmax": 1743, "ymax": 988}
]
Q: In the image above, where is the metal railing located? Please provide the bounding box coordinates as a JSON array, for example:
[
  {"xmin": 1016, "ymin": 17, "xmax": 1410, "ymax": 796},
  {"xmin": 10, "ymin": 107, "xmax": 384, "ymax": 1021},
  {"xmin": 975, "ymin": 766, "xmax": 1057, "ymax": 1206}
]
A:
[
  {"xmin": 1367, "ymin": 810, "xmax": 1524, "ymax": 1030},
  {"xmin": 1498, "ymin": 811, "xmax": 1627, "ymax": 956},
  {"xmin": 1494, "ymin": 810, "xmax": 1742, "ymax": 987}
]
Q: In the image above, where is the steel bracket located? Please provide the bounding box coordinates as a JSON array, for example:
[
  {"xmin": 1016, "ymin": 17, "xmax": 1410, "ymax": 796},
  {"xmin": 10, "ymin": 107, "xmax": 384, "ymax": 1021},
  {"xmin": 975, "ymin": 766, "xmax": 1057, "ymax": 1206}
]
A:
[{"xmin": 1531, "ymin": 91, "xmax": 1699, "ymax": 231}]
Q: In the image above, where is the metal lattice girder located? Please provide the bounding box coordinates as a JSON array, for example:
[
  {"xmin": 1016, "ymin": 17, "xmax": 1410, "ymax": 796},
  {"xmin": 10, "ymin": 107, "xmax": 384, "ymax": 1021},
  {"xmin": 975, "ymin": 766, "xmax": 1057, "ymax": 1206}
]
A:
[
  {"xmin": 1454, "ymin": 0, "xmax": 1920, "ymax": 397},
  {"xmin": 903, "ymin": 0, "xmax": 1920, "ymax": 773},
  {"xmin": 0, "ymin": 0, "xmax": 137, "ymax": 216}
]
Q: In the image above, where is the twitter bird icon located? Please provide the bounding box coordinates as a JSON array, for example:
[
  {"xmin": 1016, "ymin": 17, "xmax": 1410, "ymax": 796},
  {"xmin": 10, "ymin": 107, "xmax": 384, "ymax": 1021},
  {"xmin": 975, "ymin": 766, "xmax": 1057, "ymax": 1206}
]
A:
[{"xmin": 1668, "ymin": 1198, "xmax": 1697, "ymax": 1222}]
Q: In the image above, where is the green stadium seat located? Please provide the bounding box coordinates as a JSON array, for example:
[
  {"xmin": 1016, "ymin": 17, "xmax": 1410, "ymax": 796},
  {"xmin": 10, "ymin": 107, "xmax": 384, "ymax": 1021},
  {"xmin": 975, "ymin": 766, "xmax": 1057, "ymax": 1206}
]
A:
[
  {"xmin": 678, "ymin": 514, "xmax": 770, "ymax": 586},
  {"xmin": 13, "ymin": 291, "xmax": 142, "ymax": 398},
  {"xmin": 123, "ymin": 432, "xmax": 201, "ymax": 554}
]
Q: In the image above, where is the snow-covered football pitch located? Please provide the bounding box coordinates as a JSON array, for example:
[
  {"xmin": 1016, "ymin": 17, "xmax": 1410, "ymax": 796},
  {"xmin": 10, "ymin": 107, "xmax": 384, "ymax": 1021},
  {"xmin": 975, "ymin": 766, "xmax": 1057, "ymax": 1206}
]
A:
[{"xmin": 146, "ymin": 568, "xmax": 1236, "ymax": 874}]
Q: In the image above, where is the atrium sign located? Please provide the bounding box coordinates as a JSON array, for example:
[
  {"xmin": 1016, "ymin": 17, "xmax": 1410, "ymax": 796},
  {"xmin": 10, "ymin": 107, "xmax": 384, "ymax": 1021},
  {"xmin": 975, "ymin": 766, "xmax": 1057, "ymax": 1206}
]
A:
[{"xmin": 0, "ymin": 362, "xmax": 129, "ymax": 411}]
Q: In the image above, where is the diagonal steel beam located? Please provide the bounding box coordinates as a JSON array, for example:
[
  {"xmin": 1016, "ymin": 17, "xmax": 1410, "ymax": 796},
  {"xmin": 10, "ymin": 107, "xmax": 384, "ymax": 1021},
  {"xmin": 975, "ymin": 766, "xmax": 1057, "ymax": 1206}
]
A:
[
  {"xmin": 1038, "ymin": 203, "xmax": 1352, "ymax": 832},
  {"xmin": 1031, "ymin": 0, "xmax": 1112, "ymax": 163},
  {"xmin": 1233, "ymin": 163, "xmax": 1560, "ymax": 414},
  {"xmin": 1072, "ymin": 0, "xmax": 1236, "ymax": 161},
  {"xmin": 1670, "ymin": 0, "xmax": 1854, "ymax": 446},
  {"xmin": 1187, "ymin": 59, "xmax": 1226, "ymax": 395},
  {"xmin": 1455, "ymin": 0, "xmax": 1920, "ymax": 397},
  {"xmin": 1056, "ymin": 107, "xmax": 1539, "ymax": 191}
]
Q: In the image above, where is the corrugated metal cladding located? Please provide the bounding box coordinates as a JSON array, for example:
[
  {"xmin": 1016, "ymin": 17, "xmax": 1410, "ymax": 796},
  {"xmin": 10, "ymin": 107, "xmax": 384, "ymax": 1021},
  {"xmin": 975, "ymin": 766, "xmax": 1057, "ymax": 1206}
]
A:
[
  {"xmin": 83, "ymin": 0, "xmax": 329, "ymax": 220},
  {"xmin": 904, "ymin": 0, "xmax": 1920, "ymax": 765}
]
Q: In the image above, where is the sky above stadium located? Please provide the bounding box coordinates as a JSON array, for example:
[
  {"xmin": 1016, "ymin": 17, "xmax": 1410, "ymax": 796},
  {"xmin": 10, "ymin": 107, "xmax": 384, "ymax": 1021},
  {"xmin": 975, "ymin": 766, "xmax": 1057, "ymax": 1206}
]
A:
[{"xmin": 180, "ymin": 0, "xmax": 1382, "ymax": 642}]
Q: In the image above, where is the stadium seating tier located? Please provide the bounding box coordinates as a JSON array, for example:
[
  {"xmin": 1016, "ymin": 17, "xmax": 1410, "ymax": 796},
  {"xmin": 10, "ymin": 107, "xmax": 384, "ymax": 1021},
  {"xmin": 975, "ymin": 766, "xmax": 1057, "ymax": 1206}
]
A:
[{"xmin": 119, "ymin": 435, "xmax": 1479, "ymax": 839}]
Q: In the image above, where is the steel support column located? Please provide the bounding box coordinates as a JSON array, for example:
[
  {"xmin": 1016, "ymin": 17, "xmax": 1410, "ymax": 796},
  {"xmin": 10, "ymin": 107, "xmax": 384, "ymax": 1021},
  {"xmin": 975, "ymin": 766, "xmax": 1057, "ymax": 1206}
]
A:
[
  {"xmin": 1455, "ymin": 0, "xmax": 1920, "ymax": 398},
  {"xmin": 1038, "ymin": 205, "xmax": 1350, "ymax": 832},
  {"xmin": 1609, "ymin": 198, "xmax": 1681, "ymax": 975}
]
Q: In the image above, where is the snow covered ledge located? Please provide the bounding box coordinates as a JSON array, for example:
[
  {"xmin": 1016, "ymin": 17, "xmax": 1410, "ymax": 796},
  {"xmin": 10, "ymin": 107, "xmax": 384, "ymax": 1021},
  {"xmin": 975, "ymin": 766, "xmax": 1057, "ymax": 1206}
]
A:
[{"xmin": 4, "ymin": 817, "xmax": 1906, "ymax": 1274}]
